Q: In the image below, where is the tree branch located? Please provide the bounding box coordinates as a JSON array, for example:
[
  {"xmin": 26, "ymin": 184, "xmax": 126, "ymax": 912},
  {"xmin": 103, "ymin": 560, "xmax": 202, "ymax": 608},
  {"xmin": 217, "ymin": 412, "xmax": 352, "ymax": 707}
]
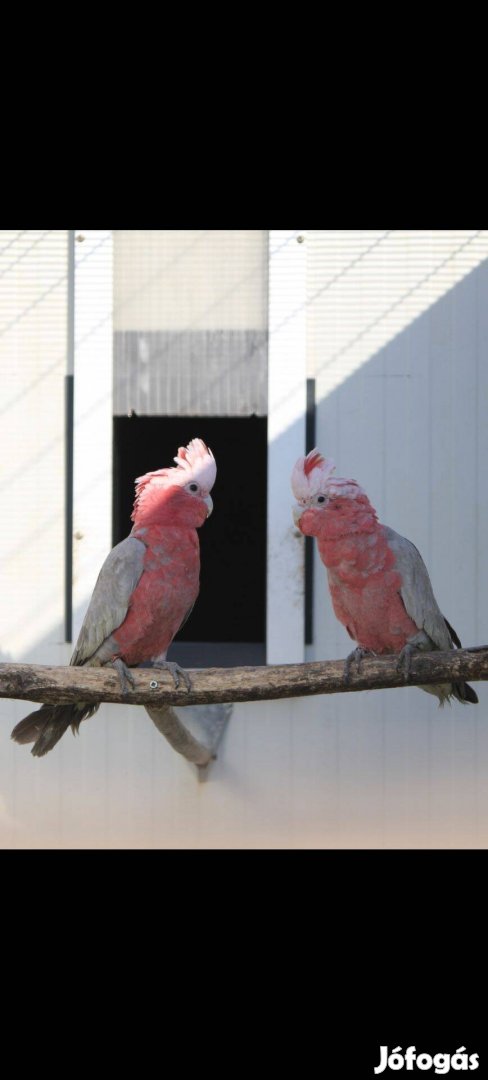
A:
[{"xmin": 0, "ymin": 647, "xmax": 487, "ymax": 708}]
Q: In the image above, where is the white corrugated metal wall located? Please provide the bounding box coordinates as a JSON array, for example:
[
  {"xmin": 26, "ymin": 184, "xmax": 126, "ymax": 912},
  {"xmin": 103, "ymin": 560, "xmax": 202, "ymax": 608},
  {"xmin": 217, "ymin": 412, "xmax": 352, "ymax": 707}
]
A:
[
  {"xmin": 304, "ymin": 230, "xmax": 488, "ymax": 846},
  {"xmin": 0, "ymin": 231, "xmax": 70, "ymax": 844},
  {"xmin": 1, "ymin": 229, "xmax": 487, "ymax": 848}
]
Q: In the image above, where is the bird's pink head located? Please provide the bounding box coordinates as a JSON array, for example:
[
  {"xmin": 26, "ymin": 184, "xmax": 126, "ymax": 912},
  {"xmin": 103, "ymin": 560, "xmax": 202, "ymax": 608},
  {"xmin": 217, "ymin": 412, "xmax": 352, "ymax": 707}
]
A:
[
  {"xmin": 132, "ymin": 438, "xmax": 217, "ymax": 529},
  {"xmin": 291, "ymin": 448, "xmax": 374, "ymax": 538}
]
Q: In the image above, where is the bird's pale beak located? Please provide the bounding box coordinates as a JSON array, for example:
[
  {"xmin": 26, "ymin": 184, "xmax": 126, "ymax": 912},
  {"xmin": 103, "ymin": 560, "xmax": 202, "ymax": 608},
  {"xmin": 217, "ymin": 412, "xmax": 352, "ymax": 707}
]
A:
[
  {"xmin": 204, "ymin": 494, "xmax": 213, "ymax": 518},
  {"xmin": 292, "ymin": 505, "xmax": 303, "ymax": 527}
]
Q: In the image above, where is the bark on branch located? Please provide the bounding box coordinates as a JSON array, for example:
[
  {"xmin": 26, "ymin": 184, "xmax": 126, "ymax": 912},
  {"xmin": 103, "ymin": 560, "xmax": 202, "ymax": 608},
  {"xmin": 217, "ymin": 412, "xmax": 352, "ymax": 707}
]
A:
[{"xmin": 0, "ymin": 647, "xmax": 487, "ymax": 708}]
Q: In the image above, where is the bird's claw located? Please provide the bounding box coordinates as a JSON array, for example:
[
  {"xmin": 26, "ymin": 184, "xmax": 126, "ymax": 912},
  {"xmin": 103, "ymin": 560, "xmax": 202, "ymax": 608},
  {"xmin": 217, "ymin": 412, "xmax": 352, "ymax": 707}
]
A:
[
  {"xmin": 397, "ymin": 644, "xmax": 415, "ymax": 680},
  {"xmin": 111, "ymin": 658, "xmax": 136, "ymax": 695},
  {"xmin": 344, "ymin": 647, "xmax": 375, "ymax": 685},
  {"xmin": 160, "ymin": 661, "xmax": 192, "ymax": 692}
]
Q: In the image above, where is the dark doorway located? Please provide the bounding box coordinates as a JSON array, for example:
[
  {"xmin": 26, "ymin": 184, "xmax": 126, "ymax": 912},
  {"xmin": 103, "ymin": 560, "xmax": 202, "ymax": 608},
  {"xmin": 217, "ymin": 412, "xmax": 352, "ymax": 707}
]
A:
[{"xmin": 113, "ymin": 415, "xmax": 267, "ymax": 666}]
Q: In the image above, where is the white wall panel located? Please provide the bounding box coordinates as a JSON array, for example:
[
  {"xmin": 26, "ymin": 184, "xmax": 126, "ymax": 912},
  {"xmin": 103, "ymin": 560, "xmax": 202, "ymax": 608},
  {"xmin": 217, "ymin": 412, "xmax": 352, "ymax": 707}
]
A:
[
  {"xmin": 0, "ymin": 230, "xmax": 70, "ymax": 848},
  {"xmin": 0, "ymin": 230, "xmax": 68, "ymax": 663},
  {"xmin": 267, "ymin": 230, "xmax": 307, "ymax": 664},
  {"xmin": 72, "ymin": 230, "xmax": 113, "ymax": 641},
  {"xmin": 113, "ymin": 230, "xmax": 268, "ymax": 331},
  {"xmin": 112, "ymin": 230, "xmax": 268, "ymax": 416},
  {"xmin": 305, "ymin": 229, "xmax": 488, "ymax": 847}
]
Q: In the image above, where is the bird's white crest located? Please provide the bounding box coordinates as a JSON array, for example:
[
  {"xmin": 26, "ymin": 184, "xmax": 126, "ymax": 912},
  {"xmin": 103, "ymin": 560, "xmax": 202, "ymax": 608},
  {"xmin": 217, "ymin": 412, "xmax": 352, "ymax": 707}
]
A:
[
  {"xmin": 291, "ymin": 448, "xmax": 337, "ymax": 500},
  {"xmin": 171, "ymin": 439, "xmax": 217, "ymax": 490},
  {"xmin": 134, "ymin": 438, "xmax": 216, "ymax": 504},
  {"xmin": 291, "ymin": 448, "xmax": 366, "ymax": 503}
]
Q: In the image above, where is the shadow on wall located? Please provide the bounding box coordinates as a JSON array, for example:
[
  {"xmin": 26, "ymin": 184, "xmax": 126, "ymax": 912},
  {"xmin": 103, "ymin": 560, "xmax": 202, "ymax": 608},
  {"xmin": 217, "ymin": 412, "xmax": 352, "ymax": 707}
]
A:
[
  {"xmin": 312, "ymin": 253, "xmax": 487, "ymax": 650},
  {"xmin": 266, "ymin": 252, "xmax": 487, "ymax": 662},
  {"xmin": 264, "ymin": 253, "xmax": 488, "ymax": 848}
]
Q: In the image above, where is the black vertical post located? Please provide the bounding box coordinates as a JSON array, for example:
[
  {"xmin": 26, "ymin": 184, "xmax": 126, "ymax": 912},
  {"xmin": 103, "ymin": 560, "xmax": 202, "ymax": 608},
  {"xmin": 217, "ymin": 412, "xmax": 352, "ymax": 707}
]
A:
[
  {"xmin": 65, "ymin": 230, "xmax": 75, "ymax": 642},
  {"xmin": 304, "ymin": 378, "xmax": 316, "ymax": 645}
]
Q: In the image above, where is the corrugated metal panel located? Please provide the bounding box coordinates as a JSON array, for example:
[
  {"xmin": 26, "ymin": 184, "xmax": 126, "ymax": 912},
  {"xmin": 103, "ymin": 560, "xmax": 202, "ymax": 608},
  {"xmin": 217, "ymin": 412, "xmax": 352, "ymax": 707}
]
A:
[
  {"xmin": 303, "ymin": 228, "xmax": 488, "ymax": 847},
  {"xmin": 113, "ymin": 230, "xmax": 268, "ymax": 331},
  {"xmin": 0, "ymin": 230, "xmax": 71, "ymax": 850},
  {"xmin": 114, "ymin": 329, "xmax": 267, "ymax": 416},
  {"xmin": 0, "ymin": 230, "xmax": 68, "ymax": 662},
  {"xmin": 113, "ymin": 230, "xmax": 268, "ymax": 416}
]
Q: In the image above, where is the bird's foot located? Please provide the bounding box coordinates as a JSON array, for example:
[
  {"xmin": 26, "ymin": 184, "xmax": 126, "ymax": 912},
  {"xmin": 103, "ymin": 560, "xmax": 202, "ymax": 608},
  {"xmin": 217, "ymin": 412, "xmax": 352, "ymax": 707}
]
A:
[
  {"xmin": 344, "ymin": 647, "xmax": 376, "ymax": 685},
  {"xmin": 397, "ymin": 643, "xmax": 416, "ymax": 680},
  {"xmin": 155, "ymin": 660, "xmax": 192, "ymax": 692},
  {"xmin": 111, "ymin": 657, "xmax": 136, "ymax": 695}
]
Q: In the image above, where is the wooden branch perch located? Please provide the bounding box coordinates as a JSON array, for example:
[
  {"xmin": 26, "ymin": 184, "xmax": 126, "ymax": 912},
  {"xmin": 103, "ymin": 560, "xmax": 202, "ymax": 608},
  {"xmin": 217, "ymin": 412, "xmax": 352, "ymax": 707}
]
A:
[{"xmin": 0, "ymin": 647, "xmax": 487, "ymax": 708}]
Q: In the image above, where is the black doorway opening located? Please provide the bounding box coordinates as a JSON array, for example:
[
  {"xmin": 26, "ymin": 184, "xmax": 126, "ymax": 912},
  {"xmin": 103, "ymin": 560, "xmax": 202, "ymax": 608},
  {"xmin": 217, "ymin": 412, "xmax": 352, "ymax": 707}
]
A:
[{"xmin": 113, "ymin": 415, "xmax": 267, "ymax": 666}]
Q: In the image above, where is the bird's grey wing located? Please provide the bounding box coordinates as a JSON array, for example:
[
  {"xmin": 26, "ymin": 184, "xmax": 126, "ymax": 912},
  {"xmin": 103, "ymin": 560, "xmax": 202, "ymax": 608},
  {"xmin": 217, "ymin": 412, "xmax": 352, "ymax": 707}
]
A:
[
  {"xmin": 70, "ymin": 536, "xmax": 146, "ymax": 666},
  {"xmin": 384, "ymin": 526, "xmax": 453, "ymax": 651}
]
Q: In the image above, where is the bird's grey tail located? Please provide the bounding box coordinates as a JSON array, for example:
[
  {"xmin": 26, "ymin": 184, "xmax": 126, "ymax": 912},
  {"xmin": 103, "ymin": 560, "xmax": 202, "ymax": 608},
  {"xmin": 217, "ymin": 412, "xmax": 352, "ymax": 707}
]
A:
[
  {"xmin": 443, "ymin": 618, "xmax": 479, "ymax": 704},
  {"xmin": 451, "ymin": 682, "xmax": 479, "ymax": 705},
  {"xmin": 11, "ymin": 702, "xmax": 99, "ymax": 757}
]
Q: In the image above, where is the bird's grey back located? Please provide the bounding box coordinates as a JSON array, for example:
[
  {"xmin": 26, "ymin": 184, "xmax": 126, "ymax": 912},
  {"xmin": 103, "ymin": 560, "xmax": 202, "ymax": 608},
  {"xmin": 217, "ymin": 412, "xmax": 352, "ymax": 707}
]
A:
[{"xmin": 384, "ymin": 525, "xmax": 452, "ymax": 651}]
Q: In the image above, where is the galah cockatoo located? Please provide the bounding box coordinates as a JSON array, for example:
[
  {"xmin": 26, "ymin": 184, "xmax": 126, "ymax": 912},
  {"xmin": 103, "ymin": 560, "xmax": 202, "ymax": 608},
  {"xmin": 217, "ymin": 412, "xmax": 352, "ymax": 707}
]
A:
[
  {"xmin": 12, "ymin": 439, "xmax": 217, "ymax": 756},
  {"xmin": 291, "ymin": 449, "xmax": 478, "ymax": 705}
]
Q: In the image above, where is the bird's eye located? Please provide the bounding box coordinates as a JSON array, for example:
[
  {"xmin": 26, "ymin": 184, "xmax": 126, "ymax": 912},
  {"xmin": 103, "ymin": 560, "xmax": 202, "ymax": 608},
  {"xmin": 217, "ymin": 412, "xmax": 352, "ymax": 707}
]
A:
[
  {"xmin": 317, "ymin": 495, "xmax": 326, "ymax": 504},
  {"xmin": 188, "ymin": 483, "xmax": 199, "ymax": 493}
]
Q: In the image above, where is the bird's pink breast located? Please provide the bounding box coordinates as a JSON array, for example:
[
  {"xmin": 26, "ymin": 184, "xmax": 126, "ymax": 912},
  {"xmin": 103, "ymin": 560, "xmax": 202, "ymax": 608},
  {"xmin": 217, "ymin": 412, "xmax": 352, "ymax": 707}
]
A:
[
  {"xmin": 318, "ymin": 525, "xmax": 418, "ymax": 653},
  {"xmin": 327, "ymin": 569, "xmax": 418, "ymax": 651},
  {"xmin": 112, "ymin": 527, "xmax": 200, "ymax": 665}
]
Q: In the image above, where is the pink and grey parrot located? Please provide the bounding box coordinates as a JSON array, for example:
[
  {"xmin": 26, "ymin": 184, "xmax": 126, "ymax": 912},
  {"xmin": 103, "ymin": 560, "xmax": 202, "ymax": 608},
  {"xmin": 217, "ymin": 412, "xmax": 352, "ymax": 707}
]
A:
[
  {"xmin": 12, "ymin": 438, "xmax": 217, "ymax": 756},
  {"xmin": 291, "ymin": 449, "xmax": 478, "ymax": 705}
]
